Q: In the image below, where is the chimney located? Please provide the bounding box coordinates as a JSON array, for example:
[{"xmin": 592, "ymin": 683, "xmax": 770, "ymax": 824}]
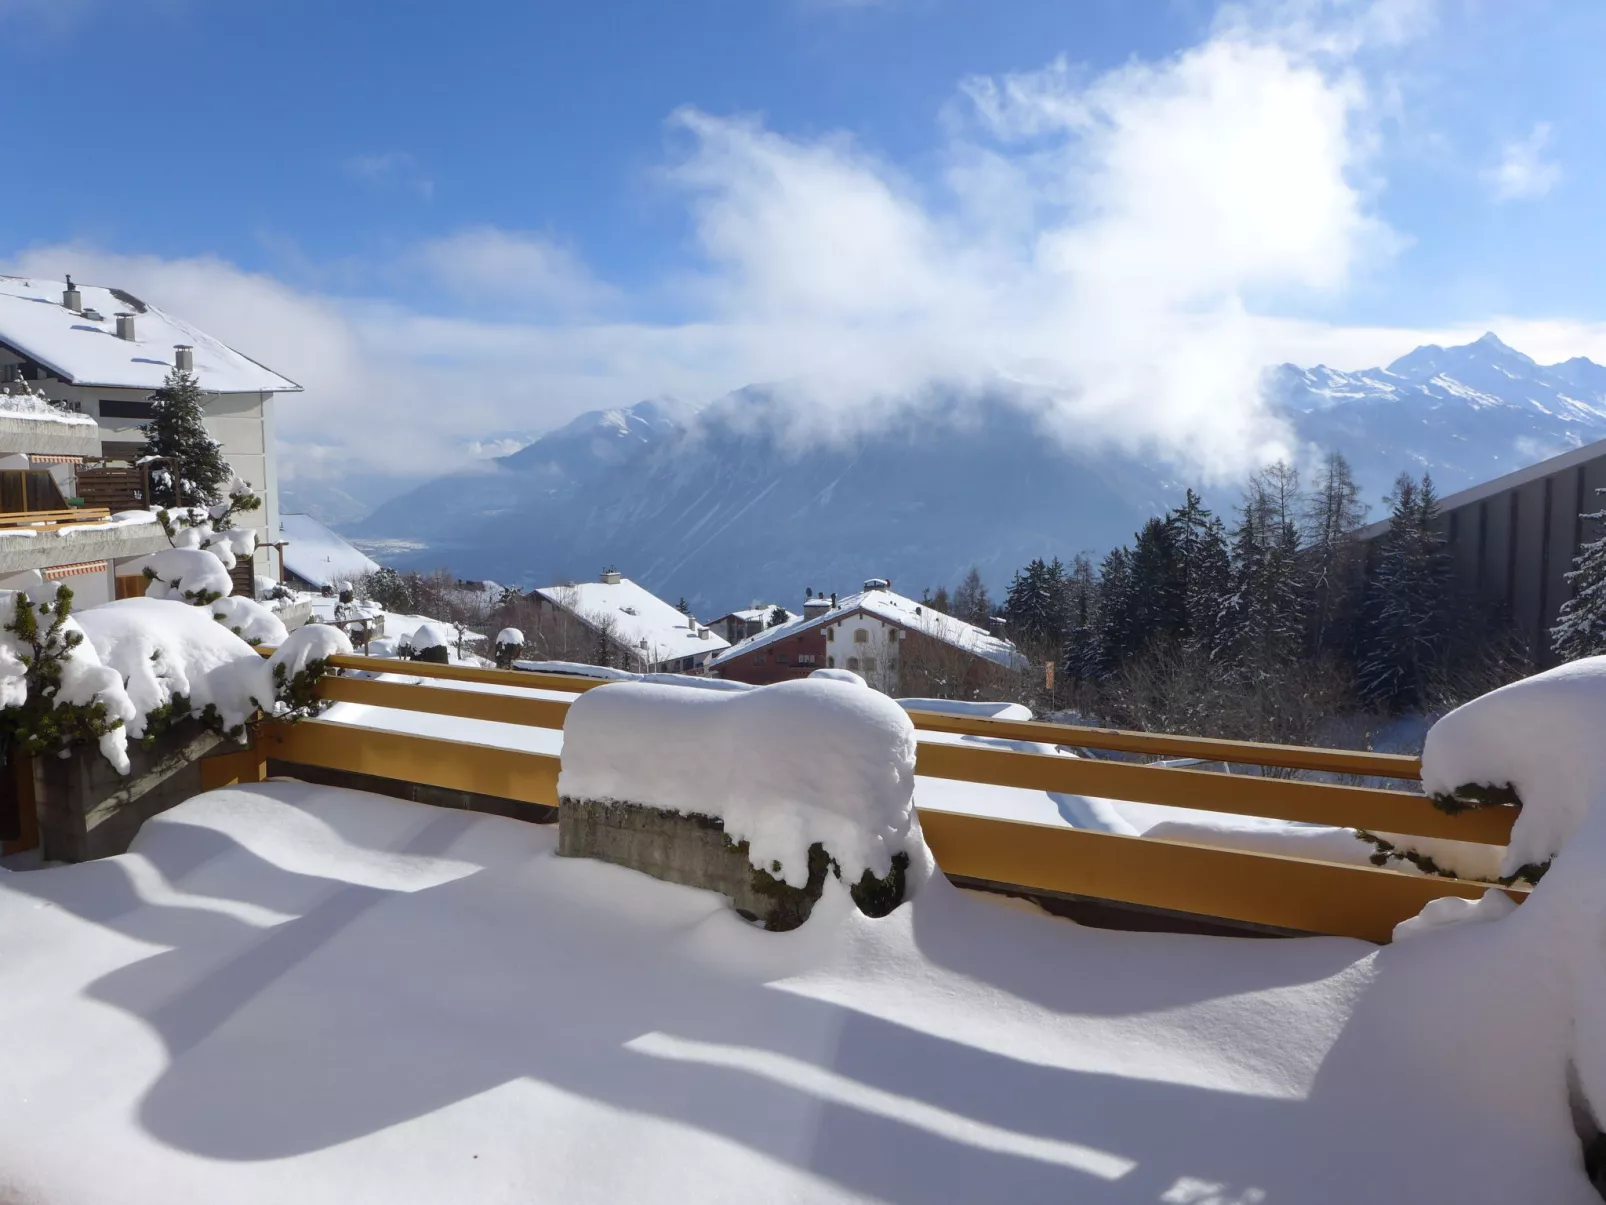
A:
[
  {"xmin": 804, "ymin": 596, "xmax": 831, "ymax": 617},
  {"xmin": 600, "ymin": 568, "xmax": 621, "ymax": 585},
  {"xmin": 62, "ymin": 275, "xmax": 82, "ymax": 312},
  {"xmin": 115, "ymin": 313, "xmax": 136, "ymax": 341},
  {"xmin": 174, "ymin": 344, "xmax": 194, "ymax": 372}
]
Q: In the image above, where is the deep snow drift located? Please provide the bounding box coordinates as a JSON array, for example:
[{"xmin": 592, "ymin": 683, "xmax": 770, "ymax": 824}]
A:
[{"xmin": 0, "ymin": 781, "xmax": 1595, "ymax": 1204}]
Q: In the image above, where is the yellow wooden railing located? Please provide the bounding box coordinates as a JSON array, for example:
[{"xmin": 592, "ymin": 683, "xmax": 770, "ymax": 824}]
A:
[{"xmin": 191, "ymin": 651, "xmax": 1527, "ymax": 944}]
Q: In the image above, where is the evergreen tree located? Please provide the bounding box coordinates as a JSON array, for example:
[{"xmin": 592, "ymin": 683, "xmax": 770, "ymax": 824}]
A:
[
  {"xmin": 142, "ymin": 367, "xmax": 230, "ymax": 508},
  {"xmin": 1221, "ymin": 463, "xmax": 1306, "ymax": 668},
  {"xmin": 1095, "ymin": 545, "xmax": 1136, "ymax": 675},
  {"xmin": 952, "ymin": 567, "xmax": 992, "ymax": 628},
  {"xmin": 1552, "ymin": 488, "xmax": 1606, "ymax": 661},
  {"xmin": 1302, "ymin": 451, "xmax": 1368, "ymax": 655},
  {"xmin": 1002, "ymin": 557, "xmax": 1069, "ymax": 650},
  {"xmin": 768, "ymin": 605, "xmax": 788, "ymax": 628},
  {"xmin": 930, "ymin": 586, "xmax": 950, "ymax": 614},
  {"xmin": 1060, "ymin": 555, "xmax": 1100, "ymax": 684},
  {"xmin": 1358, "ymin": 473, "xmax": 1452, "ymax": 708}
]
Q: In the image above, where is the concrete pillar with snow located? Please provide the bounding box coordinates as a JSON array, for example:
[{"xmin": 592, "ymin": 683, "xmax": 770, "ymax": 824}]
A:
[{"xmin": 556, "ymin": 672, "xmax": 926, "ymax": 930}]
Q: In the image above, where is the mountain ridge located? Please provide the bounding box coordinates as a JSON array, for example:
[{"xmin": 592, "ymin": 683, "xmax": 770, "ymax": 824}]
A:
[{"xmin": 346, "ymin": 334, "xmax": 1606, "ymax": 612}]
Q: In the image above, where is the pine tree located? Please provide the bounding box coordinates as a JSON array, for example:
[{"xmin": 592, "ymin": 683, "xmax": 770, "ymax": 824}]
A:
[
  {"xmin": 1303, "ymin": 451, "xmax": 1368, "ymax": 655},
  {"xmin": 930, "ymin": 586, "xmax": 950, "ymax": 614},
  {"xmin": 952, "ymin": 567, "xmax": 992, "ymax": 628},
  {"xmin": 1094, "ymin": 545, "xmax": 1136, "ymax": 676},
  {"xmin": 768, "ymin": 605, "xmax": 788, "ymax": 628},
  {"xmin": 1552, "ymin": 488, "xmax": 1606, "ymax": 661},
  {"xmin": 1220, "ymin": 463, "xmax": 1306, "ymax": 668},
  {"xmin": 142, "ymin": 367, "xmax": 230, "ymax": 508},
  {"xmin": 1002, "ymin": 558, "xmax": 1069, "ymax": 650},
  {"xmin": 1358, "ymin": 473, "xmax": 1452, "ymax": 708}
]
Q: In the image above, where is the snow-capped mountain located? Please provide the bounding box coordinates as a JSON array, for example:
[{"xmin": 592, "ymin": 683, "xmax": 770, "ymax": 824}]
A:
[
  {"xmin": 1269, "ymin": 332, "xmax": 1606, "ymax": 490},
  {"xmin": 348, "ymin": 334, "xmax": 1606, "ymax": 611}
]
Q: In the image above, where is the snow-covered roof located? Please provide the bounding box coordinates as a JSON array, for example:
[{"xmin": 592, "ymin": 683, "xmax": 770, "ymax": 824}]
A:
[
  {"xmin": 0, "ymin": 275, "xmax": 300, "ymax": 394},
  {"xmin": 281, "ymin": 513, "xmax": 381, "ymax": 589},
  {"xmin": 716, "ymin": 604, "xmax": 796, "ymax": 625},
  {"xmin": 534, "ymin": 576, "xmax": 730, "ymax": 663},
  {"xmin": 710, "ymin": 587, "xmax": 1024, "ymax": 669}
]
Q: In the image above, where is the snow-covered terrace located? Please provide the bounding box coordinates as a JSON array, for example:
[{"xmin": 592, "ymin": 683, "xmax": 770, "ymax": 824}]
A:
[{"xmin": 5, "ymin": 646, "xmax": 1606, "ymax": 1199}]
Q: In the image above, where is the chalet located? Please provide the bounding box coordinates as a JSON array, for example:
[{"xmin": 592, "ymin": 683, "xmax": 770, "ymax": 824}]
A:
[
  {"xmin": 280, "ymin": 513, "xmax": 381, "ymax": 592},
  {"xmin": 709, "ymin": 603, "xmax": 798, "ymax": 644},
  {"xmin": 532, "ymin": 570, "xmax": 730, "ymax": 673},
  {"xmin": 710, "ymin": 578, "xmax": 1025, "ymax": 694},
  {"xmin": 0, "ymin": 274, "xmax": 299, "ymax": 595}
]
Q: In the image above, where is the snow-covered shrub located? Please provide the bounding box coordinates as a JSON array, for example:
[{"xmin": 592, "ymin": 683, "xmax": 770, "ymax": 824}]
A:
[
  {"xmin": 0, "ymin": 585, "xmax": 136, "ymax": 774},
  {"xmin": 265, "ymin": 624, "xmax": 353, "ymax": 716},
  {"xmin": 494, "ymin": 627, "xmax": 524, "ymax": 670},
  {"xmin": 207, "ymin": 596, "xmax": 289, "ymax": 647},
  {"xmin": 404, "ymin": 621, "xmax": 453, "ymax": 665},
  {"xmin": 135, "ymin": 547, "xmax": 234, "ymax": 605},
  {"xmin": 76, "ymin": 599, "xmax": 348, "ymax": 748},
  {"xmin": 559, "ymin": 676, "xmax": 929, "ymax": 919}
]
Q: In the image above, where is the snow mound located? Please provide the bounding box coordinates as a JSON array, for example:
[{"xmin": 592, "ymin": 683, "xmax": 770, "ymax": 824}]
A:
[
  {"xmin": 810, "ymin": 667, "xmax": 864, "ymax": 685},
  {"xmin": 407, "ymin": 621, "xmax": 455, "ymax": 654},
  {"xmin": 131, "ymin": 547, "xmax": 234, "ymax": 603},
  {"xmin": 75, "ymin": 598, "xmax": 270, "ymax": 739},
  {"xmin": 1422, "ymin": 654, "xmax": 1606, "ymax": 874},
  {"xmin": 268, "ymin": 623, "xmax": 353, "ymax": 681},
  {"xmin": 900, "ymin": 697, "xmax": 1034, "ymax": 721},
  {"xmin": 559, "ymin": 677, "xmax": 924, "ymax": 890},
  {"xmin": 207, "ymin": 596, "xmax": 288, "ymax": 646}
]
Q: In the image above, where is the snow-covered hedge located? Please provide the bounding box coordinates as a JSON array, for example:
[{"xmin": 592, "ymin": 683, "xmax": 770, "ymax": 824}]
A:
[
  {"xmin": 558, "ymin": 674, "xmax": 927, "ymax": 904},
  {"xmin": 0, "ymin": 587, "xmax": 351, "ymax": 774}
]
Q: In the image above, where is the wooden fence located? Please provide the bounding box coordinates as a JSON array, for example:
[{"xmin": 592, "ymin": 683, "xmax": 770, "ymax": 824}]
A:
[{"xmin": 191, "ymin": 652, "xmax": 1525, "ymax": 944}]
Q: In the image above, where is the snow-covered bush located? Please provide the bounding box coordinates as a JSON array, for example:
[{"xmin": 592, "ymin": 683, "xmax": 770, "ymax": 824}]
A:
[
  {"xmin": 207, "ymin": 596, "xmax": 289, "ymax": 647},
  {"xmin": 559, "ymin": 676, "xmax": 929, "ymax": 918},
  {"xmin": 0, "ymin": 585, "xmax": 137, "ymax": 774},
  {"xmin": 494, "ymin": 627, "xmax": 524, "ymax": 670},
  {"xmin": 136, "ymin": 547, "xmax": 234, "ymax": 605},
  {"xmin": 76, "ymin": 600, "xmax": 351, "ymax": 746},
  {"xmin": 403, "ymin": 621, "xmax": 454, "ymax": 665}
]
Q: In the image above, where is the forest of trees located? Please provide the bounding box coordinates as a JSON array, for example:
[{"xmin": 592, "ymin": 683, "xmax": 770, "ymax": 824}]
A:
[{"xmin": 924, "ymin": 454, "xmax": 1532, "ymax": 746}]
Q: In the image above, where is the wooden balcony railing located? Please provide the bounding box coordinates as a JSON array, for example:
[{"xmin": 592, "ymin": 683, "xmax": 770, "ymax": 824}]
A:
[{"xmin": 183, "ymin": 651, "xmax": 1525, "ymax": 944}]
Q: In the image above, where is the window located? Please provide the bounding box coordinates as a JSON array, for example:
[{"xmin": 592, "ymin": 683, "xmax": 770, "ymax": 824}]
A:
[
  {"xmin": 775, "ymin": 654, "xmax": 789, "ymax": 665},
  {"xmin": 846, "ymin": 657, "xmax": 860, "ymax": 671},
  {"xmin": 827, "ymin": 628, "xmax": 835, "ymax": 642},
  {"xmin": 754, "ymin": 654, "xmax": 766, "ymax": 666},
  {"xmin": 98, "ymin": 398, "xmax": 154, "ymax": 420},
  {"xmin": 853, "ymin": 629, "xmax": 870, "ymax": 644},
  {"xmin": 862, "ymin": 657, "xmax": 877, "ymax": 673},
  {"xmin": 827, "ymin": 656, "xmax": 835, "ymax": 668},
  {"xmin": 797, "ymin": 654, "xmax": 817, "ymax": 666}
]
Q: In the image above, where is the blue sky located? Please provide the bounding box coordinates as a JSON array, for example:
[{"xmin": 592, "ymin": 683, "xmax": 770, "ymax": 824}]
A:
[{"xmin": 2, "ymin": 0, "xmax": 1604, "ymax": 485}]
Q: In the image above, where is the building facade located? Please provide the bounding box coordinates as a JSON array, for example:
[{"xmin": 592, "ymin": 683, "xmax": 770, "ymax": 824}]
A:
[{"xmin": 0, "ymin": 275, "xmax": 299, "ymax": 590}]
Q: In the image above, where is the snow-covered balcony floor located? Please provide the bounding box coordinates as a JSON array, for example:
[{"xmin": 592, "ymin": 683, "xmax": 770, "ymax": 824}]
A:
[{"xmin": 0, "ymin": 783, "xmax": 1589, "ymax": 1204}]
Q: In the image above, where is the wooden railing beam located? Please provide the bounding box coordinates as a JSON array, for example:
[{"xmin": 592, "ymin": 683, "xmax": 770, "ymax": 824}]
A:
[{"xmin": 913, "ymin": 740, "xmax": 1513, "ymax": 845}]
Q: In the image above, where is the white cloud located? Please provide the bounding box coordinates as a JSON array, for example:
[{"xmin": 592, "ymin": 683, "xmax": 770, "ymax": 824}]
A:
[
  {"xmin": 1487, "ymin": 122, "xmax": 1561, "ymax": 202},
  {"xmin": 417, "ymin": 227, "xmax": 613, "ymax": 314},
  {"xmin": 16, "ymin": 0, "xmax": 1563, "ymax": 494}
]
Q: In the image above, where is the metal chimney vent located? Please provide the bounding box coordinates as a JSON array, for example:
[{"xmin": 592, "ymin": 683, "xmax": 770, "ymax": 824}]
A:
[
  {"xmin": 174, "ymin": 345, "xmax": 194, "ymax": 372},
  {"xmin": 115, "ymin": 313, "xmax": 136, "ymax": 342},
  {"xmin": 62, "ymin": 275, "xmax": 82, "ymax": 312}
]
